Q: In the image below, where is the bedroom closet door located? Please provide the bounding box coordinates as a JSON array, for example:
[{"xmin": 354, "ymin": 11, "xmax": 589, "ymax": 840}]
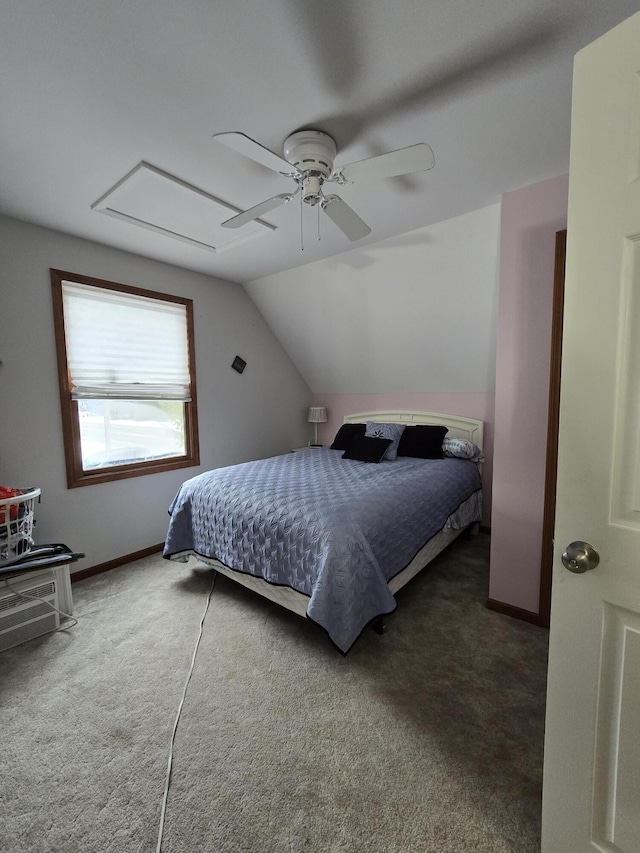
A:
[{"xmin": 542, "ymin": 10, "xmax": 640, "ymax": 852}]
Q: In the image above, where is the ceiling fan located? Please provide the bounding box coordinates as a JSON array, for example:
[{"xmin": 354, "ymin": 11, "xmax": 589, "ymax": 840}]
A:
[{"xmin": 213, "ymin": 130, "xmax": 435, "ymax": 242}]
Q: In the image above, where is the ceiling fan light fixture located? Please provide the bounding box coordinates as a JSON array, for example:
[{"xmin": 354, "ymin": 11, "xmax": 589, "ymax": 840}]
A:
[{"xmin": 301, "ymin": 174, "xmax": 322, "ymax": 205}]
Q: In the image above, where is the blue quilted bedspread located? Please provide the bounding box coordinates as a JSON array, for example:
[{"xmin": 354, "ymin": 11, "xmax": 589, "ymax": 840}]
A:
[{"xmin": 164, "ymin": 449, "xmax": 481, "ymax": 652}]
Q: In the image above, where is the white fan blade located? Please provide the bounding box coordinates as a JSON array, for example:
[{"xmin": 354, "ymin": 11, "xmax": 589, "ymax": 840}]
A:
[
  {"xmin": 337, "ymin": 142, "xmax": 435, "ymax": 184},
  {"xmin": 213, "ymin": 132, "xmax": 297, "ymax": 176},
  {"xmin": 321, "ymin": 195, "xmax": 371, "ymax": 241},
  {"xmin": 222, "ymin": 193, "xmax": 295, "ymax": 229}
]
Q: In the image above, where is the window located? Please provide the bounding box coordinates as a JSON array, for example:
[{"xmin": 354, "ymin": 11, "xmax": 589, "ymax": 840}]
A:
[{"xmin": 51, "ymin": 270, "xmax": 199, "ymax": 487}]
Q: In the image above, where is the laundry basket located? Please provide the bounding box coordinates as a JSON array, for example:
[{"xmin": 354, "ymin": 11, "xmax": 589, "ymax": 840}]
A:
[{"xmin": 0, "ymin": 487, "xmax": 40, "ymax": 565}]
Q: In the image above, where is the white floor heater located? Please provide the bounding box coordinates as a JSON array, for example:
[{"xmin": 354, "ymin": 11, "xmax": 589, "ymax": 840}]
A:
[{"xmin": 0, "ymin": 568, "xmax": 60, "ymax": 652}]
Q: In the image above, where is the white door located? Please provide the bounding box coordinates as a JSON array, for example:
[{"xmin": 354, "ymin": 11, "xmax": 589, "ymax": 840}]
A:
[{"xmin": 542, "ymin": 11, "xmax": 640, "ymax": 853}]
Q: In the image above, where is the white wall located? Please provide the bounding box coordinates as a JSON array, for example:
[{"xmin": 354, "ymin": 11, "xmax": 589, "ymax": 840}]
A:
[
  {"xmin": 0, "ymin": 215, "xmax": 311, "ymax": 570},
  {"xmin": 244, "ymin": 204, "xmax": 501, "ymax": 395}
]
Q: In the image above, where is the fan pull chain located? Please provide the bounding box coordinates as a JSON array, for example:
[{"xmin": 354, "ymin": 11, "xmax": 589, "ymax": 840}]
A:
[
  {"xmin": 300, "ymin": 190, "xmax": 304, "ymax": 252},
  {"xmin": 317, "ymin": 203, "xmax": 321, "ymax": 241}
]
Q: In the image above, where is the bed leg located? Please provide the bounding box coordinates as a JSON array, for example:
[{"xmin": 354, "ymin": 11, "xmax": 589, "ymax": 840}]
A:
[
  {"xmin": 372, "ymin": 616, "xmax": 387, "ymax": 635},
  {"xmin": 464, "ymin": 522, "xmax": 480, "ymax": 540}
]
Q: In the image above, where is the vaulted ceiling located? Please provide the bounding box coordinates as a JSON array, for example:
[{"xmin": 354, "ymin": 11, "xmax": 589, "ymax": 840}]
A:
[{"xmin": 1, "ymin": 1, "xmax": 637, "ymax": 284}]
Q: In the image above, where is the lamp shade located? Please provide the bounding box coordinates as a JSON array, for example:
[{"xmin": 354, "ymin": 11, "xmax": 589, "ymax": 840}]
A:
[{"xmin": 307, "ymin": 406, "xmax": 327, "ymax": 424}]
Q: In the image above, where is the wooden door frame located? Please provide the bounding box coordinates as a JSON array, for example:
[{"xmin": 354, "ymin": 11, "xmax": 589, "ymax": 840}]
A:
[{"xmin": 538, "ymin": 229, "xmax": 566, "ymax": 628}]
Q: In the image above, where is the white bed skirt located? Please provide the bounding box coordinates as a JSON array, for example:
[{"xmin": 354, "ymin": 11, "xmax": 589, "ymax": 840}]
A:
[{"xmin": 178, "ymin": 491, "xmax": 481, "ymax": 620}]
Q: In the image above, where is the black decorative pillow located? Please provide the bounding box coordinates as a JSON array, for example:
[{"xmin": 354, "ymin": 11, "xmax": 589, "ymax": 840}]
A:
[
  {"xmin": 342, "ymin": 435, "xmax": 392, "ymax": 463},
  {"xmin": 330, "ymin": 423, "xmax": 366, "ymax": 451},
  {"xmin": 397, "ymin": 425, "xmax": 448, "ymax": 459}
]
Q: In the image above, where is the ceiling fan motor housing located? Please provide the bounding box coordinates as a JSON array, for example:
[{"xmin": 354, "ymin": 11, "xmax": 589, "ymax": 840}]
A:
[{"xmin": 284, "ymin": 131, "xmax": 336, "ymax": 204}]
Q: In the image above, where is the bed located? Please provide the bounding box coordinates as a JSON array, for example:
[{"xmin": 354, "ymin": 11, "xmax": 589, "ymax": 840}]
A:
[{"xmin": 163, "ymin": 411, "xmax": 483, "ymax": 653}]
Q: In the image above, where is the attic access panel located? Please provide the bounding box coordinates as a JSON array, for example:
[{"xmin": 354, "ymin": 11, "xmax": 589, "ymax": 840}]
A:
[{"xmin": 91, "ymin": 162, "xmax": 276, "ymax": 253}]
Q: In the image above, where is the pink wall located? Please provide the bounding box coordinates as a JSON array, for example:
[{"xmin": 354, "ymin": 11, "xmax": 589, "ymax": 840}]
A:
[
  {"xmin": 489, "ymin": 174, "xmax": 569, "ymax": 614},
  {"xmin": 310, "ymin": 392, "xmax": 494, "ymax": 526}
]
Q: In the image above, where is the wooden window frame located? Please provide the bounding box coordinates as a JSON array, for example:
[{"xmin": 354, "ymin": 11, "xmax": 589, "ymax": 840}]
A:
[{"xmin": 51, "ymin": 269, "xmax": 200, "ymax": 488}]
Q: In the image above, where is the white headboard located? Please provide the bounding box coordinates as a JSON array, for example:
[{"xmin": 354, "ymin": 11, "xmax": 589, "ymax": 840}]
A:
[{"xmin": 343, "ymin": 411, "xmax": 483, "ymax": 450}]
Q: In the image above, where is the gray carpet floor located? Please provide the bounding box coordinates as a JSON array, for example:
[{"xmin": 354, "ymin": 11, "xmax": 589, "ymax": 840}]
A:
[{"xmin": 0, "ymin": 534, "xmax": 548, "ymax": 853}]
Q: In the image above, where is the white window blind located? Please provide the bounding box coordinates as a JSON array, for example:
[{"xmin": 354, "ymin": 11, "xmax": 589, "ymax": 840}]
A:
[{"xmin": 61, "ymin": 281, "xmax": 192, "ymax": 401}]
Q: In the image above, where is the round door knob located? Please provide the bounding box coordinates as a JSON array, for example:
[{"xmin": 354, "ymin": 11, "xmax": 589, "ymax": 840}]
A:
[{"xmin": 561, "ymin": 541, "xmax": 600, "ymax": 574}]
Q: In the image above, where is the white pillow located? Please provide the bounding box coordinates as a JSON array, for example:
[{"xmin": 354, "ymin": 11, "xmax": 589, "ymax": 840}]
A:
[
  {"xmin": 442, "ymin": 437, "xmax": 484, "ymax": 462},
  {"xmin": 364, "ymin": 422, "xmax": 406, "ymax": 461}
]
